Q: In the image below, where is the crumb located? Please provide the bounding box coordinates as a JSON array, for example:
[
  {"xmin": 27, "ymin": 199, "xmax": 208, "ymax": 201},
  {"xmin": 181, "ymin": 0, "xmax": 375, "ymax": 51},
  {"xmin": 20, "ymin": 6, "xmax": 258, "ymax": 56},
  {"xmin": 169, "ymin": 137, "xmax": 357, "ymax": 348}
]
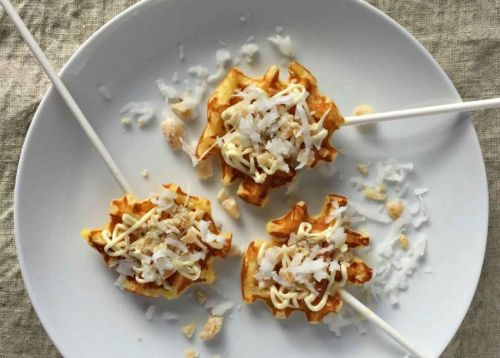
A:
[
  {"xmin": 217, "ymin": 188, "xmax": 229, "ymax": 203},
  {"xmin": 363, "ymin": 184, "xmax": 386, "ymax": 201},
  {"xmin": 196, "ymin": 159, "xmax": 214, "ymax": 179},
  {"xmin": 221, "ymin": 197, "xmax": 240, "ymax": 219},
  {"xmin": 228, "ymin": 244, "xmax": 244, "ymax": 257},
  {"xmin": 352, "ymin": 104, "xmax": 374, "ymax": 116},
  {"xmin": 356, "ymin": 163, "xmax": 368, "ymax": 175},
  {"xmin": 161, "ymin": 117, "xmax": 184, "ymax": 150},
  {"xmin": 136, "ymin": 335, "xmax": 142, "ymax": 342},
  {"xmin": 240, "ymin": 15, "xmax": 246, "ymax": 23},
  {"xmin": 237, "ymin": 304, "xmax": 242, "ymax": 310},
  {"xmin": 199, "ymin": 315, "xmax": 223, "ymax": 341},
  {"xmin": 181, "ymin": 323, "xmax": 196, "ymax": 339},
  {"xmin": 386, "ymin": 200, "xmax": 405, "ymax": 220},
  {"xmin": 121, "ymin": 117, "xmax": 132, "ymax": 127},
  {"xmin": 141, "ymin": 169, "xmax": 149, "ymax": 179},
  {"xmin": 185, "ymin": 348, "xmax": 199, "ymax": 358},
  {"xmin": 275, "ymin": 26, "xmax": 284, "ymax": 34},
  {"xmin": 196, "ymin": 290, "xmax": 208, "ymax": 305},
  {"xmin": 399, "ymin": 234, "xmax": 410, "ymax": 250}
]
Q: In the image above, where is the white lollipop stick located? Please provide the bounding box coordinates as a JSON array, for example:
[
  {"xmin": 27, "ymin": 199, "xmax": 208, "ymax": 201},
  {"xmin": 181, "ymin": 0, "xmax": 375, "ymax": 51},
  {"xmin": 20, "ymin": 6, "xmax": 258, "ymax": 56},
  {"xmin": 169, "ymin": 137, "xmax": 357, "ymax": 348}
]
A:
[
  {"xmin": 339, "ymin": 289, "xmax": 427, "ymax": 358},
  {"xmin": 0, "ymin": 0, "xmax": 133, "ymax": 194},
  {"xmin": 343, "ymin": 97, "xmax": 500, "ymax": 126},
  {"xmin": 1, "ymin": 1, "xmax": 427, "ymax": 356}
]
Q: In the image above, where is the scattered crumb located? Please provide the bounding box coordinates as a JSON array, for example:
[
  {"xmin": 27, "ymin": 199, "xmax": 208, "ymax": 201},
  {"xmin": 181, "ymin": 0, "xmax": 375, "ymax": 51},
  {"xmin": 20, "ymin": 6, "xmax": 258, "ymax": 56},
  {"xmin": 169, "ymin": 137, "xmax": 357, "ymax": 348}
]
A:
[
  {"xmin": 196, "ymin": 290, "xmax": 208, "ymax": 305},
  {"xmin": 399, "ymin": 234, "xmax": 410, "ymax": 250},
  {"xmin": 196, "ymin": 159, "xmax": 214, "ymax": 179},
  {"xmin": 221, "ymin": 197, "xmax": 241, "ymax": 219},
  {"xmin": 356, "ymin": 163, "xmax": 369, "ymax": 175},
  {"xmin": 161, "ymin": 117, "xmax": 184, "ymax": 150},
  {"xmin": 240, "ymin": 15, "xmax": 246, "ymax": 23},
  {"xmin": 386, "ymin": 200, "xmax": 405, "ymax": 220},
  {"xmin": 352, "ymin": 104, "xmax": 374, "ymax": 116},
  {"xmin": 362, "ymin": 184, "xmax": 386, "ymax": 201},
  {"xmin": 229, "ymin": 244, "xmax": 244, "ymax": 257},
  {"xmin": 218, "ymin": 40, "xmax": 227, "ymax": 47},
  {"xmin": 141, "ymin": 169, "xmax": 149, "ymax": 179},
  {"xmin": 217, "ymin": 188, "xmax": 229, "ymax": 203},
  {"xmin": 121, "ymin": 117, "xmax": 132, "ymax": 127},
  {"xmin": 275, "ymin": 26, "xmax": 284, "ymax": 34},
  {"xmin": 237, "ymin": 304, "xmax": 242, "ymax": 310},
  {"xmin": 185, "ymin": 348, "xmax": 199, "ymax": 358},
  {"xmin": 246, "ymin": 35, "xmax": 255, "ymax": 43},
  {"xmin": 199, "ymin": 315, "xmax": 223, "ymax": 341},
  {"xmin": 181, "ymin": 323, "xmax": 197, "ymax": 339}
]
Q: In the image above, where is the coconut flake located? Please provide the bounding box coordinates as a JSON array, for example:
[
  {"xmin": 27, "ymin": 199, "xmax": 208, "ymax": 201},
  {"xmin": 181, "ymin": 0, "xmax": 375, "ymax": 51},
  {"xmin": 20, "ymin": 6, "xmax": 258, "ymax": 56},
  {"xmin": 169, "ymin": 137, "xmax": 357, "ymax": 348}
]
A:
[
  {"xmin": 268, "ymin": 34, "xmax": 294, "ymax": 57},
  {"xmin": 377, "ymin": 159, "xmax": 413, "ymax": 182},
  {"xmin": 160, "ymin": 311, "xmax": 179, "ymax": 321},
  {"xmin": 120, "ymin": 102, "xmax": 155, "ymax": 127},
  {"xmin": 349, "ymin": 201, "xmax": 391, "ymax": 224},
  {"xmin": 412, "ymin": 194, "xmax": 429, "ymax": 228},
  {"xmin": 178, "ymin": 44, "xmax": 185, "ymax": 61},
  {"xmin": 211, "ymin": 301, "xmax": 234, "ymax": 316},
  {"xmin": 188, "ymin": 65, "xmax": 210, "ymax": 79},
  {"xmin": 98, "ymin": 84, "xmax": 112, "ymax": 101},
  {"xmin": 145, "ymin": 305, "xmax": 156, "ymax": 321},
  {"xmin": 414, "ymin": 187, "xmax": 429, "ymax": 195},
  {"xmin": 240, "ymin": 43, "xmax": 259, "ymax": 63},
  {"xmin": 156, "ymin": 79, "xmax": 178, "ymax": 99}
]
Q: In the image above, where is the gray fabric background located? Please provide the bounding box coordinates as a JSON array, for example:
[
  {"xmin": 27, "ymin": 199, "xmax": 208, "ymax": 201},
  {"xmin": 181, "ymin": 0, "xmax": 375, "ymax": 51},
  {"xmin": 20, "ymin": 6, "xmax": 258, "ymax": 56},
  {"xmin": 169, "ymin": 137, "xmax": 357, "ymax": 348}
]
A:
[{"xmin": 0, "ymin": 1, "xmax": 498, "ymax": 357}]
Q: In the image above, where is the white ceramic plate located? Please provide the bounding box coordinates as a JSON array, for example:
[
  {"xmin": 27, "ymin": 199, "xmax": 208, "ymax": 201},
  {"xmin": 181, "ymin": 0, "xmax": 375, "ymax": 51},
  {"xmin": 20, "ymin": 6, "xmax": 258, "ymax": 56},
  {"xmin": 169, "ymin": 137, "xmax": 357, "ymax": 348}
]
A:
[{"xmin": 15, "ymin": 0, "xmax": 488, "ymax": 357}]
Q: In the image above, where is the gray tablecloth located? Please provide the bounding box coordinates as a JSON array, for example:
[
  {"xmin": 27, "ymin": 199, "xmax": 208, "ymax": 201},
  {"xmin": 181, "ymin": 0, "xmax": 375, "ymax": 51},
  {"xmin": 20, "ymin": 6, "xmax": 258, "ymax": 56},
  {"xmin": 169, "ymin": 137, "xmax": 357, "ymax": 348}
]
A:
[{"xmin": 0, "ymin": 1, "xmax": 498, "ymax": 357}]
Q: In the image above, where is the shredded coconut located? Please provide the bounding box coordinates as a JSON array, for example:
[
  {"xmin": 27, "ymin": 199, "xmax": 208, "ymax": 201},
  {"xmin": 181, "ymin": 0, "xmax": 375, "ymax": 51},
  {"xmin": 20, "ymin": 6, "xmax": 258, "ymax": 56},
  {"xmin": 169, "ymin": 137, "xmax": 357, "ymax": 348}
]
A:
[
  {"xmin": 98, "ymin": 84, "xmax": 112, "ymax": 101},
  {"xmin": 188, "ymin": 65, "xmax": 210, "ymax": 79},
  {"xmin": 211, "ymin": 301, "xmax": 234, "ymax": 316},
  {"xmin": 120, "ymin": 102, "xmax": 155, "ymax": 128},
  {"xmin": 240, "ymin": 43, "xmax": 259, "ymax": 63},
  {"xmin": 160, "ymin": 311, "xmax": 179, "ymax": 321},
  {"xmin": 156, "ymin": 79, "xmax": 178, "ymax": 100},
  {"xmin": 145, "ymin": 305, "xmax": 155, "ymax": 321},
  {"xmin": 268, "ymin": 34, "xmax": 294, "ymax": 57}
]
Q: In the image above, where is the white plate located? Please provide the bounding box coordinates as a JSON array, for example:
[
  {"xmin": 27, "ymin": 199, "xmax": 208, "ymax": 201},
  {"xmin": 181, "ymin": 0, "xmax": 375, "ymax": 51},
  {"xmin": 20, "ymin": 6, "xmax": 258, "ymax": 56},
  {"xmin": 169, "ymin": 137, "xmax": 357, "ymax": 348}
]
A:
[{"xmin": 14, "ymin": 0, "xmax": 488, "ymax": 357}]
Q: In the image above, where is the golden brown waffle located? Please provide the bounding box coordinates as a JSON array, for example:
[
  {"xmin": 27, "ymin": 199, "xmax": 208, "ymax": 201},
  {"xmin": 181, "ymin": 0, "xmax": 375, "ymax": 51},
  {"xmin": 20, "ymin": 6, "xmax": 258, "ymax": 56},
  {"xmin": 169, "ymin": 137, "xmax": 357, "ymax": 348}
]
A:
[
  {"xmin": 196, "ymin": 61, "xmax": 344, "ymax": 206},
  {"xmin": 241, "ymin": 195, "xmax": 372, "ymax": 323},
  {"xmin": 81, "ymin": 184, "xmax": 232, "ymax": 299}
]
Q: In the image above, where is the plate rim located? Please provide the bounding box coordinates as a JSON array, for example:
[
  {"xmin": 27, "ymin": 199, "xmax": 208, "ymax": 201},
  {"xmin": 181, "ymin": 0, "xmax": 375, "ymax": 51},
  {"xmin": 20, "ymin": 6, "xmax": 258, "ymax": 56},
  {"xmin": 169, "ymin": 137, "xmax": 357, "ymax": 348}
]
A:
[{"xmin": 13, "ymin": 0, "xmax": 489, "ymax": 356}]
